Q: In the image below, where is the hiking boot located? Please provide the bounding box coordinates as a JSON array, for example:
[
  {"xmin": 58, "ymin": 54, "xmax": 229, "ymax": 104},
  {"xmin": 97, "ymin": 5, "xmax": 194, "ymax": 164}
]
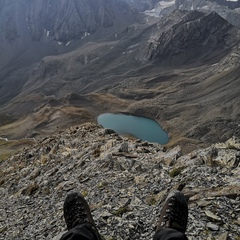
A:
[
  {"xmin": 63, "ymin": 192, "xmax": 100, "ymax": 239},
  {"xmin": 156, "ymin": 190, "xmax": 188, "ymax": 234}
]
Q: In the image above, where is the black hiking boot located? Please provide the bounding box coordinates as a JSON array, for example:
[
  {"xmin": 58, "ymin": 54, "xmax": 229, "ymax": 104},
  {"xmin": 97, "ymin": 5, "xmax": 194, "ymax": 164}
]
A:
[
  {"xmin": 156, "ymin": 190, "xmax": 188, "ymax": 234},
  {"xmin": 63, "ymin": 192, "xmax": 101, "ymax": 239}
]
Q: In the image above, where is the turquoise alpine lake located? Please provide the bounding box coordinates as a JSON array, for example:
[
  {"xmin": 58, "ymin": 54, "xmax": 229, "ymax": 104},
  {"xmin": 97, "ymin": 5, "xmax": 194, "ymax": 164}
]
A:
[{"xmin": 97, "ymin": 113, "xmax": 169, "ymax": 144}]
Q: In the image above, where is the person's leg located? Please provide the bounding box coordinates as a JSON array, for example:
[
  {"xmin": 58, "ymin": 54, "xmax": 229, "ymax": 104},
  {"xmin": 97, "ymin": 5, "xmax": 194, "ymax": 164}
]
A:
[
  {"xmin": 60, "ymin": 225, "xmax": 98, "ymax": 240},
  {"xmin": 153, "ymin": 228, "xmax": 188, "ymax": 240},
  {"xmin": 153, "ymin": 190, "xmax": 188, "ymax": 240},
  {"xmin": 60, "ymin": 192, "xmax": 100, "ymax": 240}
]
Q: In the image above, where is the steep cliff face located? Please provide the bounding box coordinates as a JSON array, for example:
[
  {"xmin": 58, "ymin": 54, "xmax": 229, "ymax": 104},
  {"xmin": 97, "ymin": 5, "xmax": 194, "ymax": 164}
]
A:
[
  {"xmin": 0, "ymin": 0, "xmax": 137, "ymax": 69},
  {"xmin": 26, "ymin": 0, "xmax": 130, "ymax": 42},
  {"xmin": 143, "ymin": 11, "xmax": 238, "ymax": 65},
  {"xmin": 0, "ymin": 0, "xmax": 133, "ymax": 43}
]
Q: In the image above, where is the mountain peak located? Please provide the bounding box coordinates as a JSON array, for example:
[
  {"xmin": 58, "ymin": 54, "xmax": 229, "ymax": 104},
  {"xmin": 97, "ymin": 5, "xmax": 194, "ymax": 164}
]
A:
[{"xmin": 143, "ymin": 10, "xmax": 236, "ymax": 65}]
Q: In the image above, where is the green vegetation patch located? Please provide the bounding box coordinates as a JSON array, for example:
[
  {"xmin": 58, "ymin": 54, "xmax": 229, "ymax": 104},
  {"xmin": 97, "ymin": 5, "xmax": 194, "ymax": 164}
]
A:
[
  {"xmin": 0, "ymin": 152, "xmax": 13, "ymax": 162},
  {"xmin": 22, "ymin": 183, "xmax": 39, "ymax": 196},
  {"xmin": 112, "ymin": 206, "xmax": 131, "ymax": 217},
  {"xmin": 0, "ymin": 138, "xmax": 35, "ymax": 161},
  {"xmin": 0, "ymin": 226, "xmax": 7, "ymax": 234},
  {"xmin": 0, "ymin": 114, "xmax": 16, "ymax": 126},
  {"xmin": 169, "ymin": 166, "xmax": 185, "ymax": 178},
  {"xmin": 146, "ymin": 194, "xmax": 157, "ymax": 206},
  {"xmin": 93, "ymin": 147, "xmax": 101, "ymax": 158}
]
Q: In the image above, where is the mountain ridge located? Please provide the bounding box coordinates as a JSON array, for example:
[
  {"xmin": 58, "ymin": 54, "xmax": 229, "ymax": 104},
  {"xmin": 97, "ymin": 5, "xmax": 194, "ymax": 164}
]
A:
[
  {"xmin": 0, "ymin": 123, "xmax": 239, "ymax": 239},
  {"xmin": 144, "ymin": 11, "xmax": 236, "ymax": 65},
  {"xmin": 144, "ymin": 0, "xmax": 240, "ymax": 28}
]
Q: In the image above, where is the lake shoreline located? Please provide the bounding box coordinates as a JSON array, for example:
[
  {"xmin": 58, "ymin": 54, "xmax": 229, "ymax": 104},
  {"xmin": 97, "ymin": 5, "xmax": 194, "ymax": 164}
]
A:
[{"xmin": 97, "ymin": 112, "xmax": 169, "ymax": 144}]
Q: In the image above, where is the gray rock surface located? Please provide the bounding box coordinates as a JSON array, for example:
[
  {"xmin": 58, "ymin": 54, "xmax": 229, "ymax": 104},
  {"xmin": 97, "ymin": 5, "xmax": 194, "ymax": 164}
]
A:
[
  {"xmin": 144, "ymin": 0, "xmax": 240, "ymax": 28},
  {"xmin": 142, "ymin": 10, "xmax": 239, "ymax": 65},
  {"xmin": 0, "ymin": 0, "xmax": 133, "ymax": 43},
  {"xmin": 0, "ymin": 0, "xmax": 138, "ymax": 70},
  {"xmin": 0, "ymin": 123, "xmax": 239, "ymax": 239}
]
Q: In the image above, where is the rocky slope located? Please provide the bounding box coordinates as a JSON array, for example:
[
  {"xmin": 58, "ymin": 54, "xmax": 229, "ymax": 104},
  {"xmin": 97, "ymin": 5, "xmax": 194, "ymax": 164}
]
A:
[
  {"xmin": 0, "ymin": 0, "xmax": 140, "ymax": 107},
  {"xmin": 0, "ymin": 0, "xmax": 138, "ymax": 70},
  {"xmin": 142, "ymin": 10, "xmax": 238, "ymax": 65},
  {"xmin": 145, "ymin": 0, "xmax": 240, "ymax": 28},
  {"xmin": 0, "ymin": 123, "xmax": 239, "ymax": 239},
  {"xmin": 124, "ymin": 0, "xmax": 160, "ymax": 11}
]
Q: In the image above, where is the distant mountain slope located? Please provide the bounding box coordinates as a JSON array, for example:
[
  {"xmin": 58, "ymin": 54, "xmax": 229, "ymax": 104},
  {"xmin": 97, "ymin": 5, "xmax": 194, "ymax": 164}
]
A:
[
  {"xmin": 144, "ymin": 0, "xmax": 240, "ymax": 28},
  {"xmin": 0, "ymin": 8, "xmax": 239, "ymax": 149},
  {"xmin": 0, "ymin": 0, "xmax": 141, "ymax": 106},
  {"xmin": 124, "ymin": 0, "xmax": 160, "ymax": 11},
  {"xmin": 2, "ymin": 10, "xmax": 238, "ymax": 111},
  {"xmin": 0, "ymin": 0, "xmax": 138, "ymax": 70},
  {"xmin": 142, "ymin": 11, "xmax": 238, "ymax": 65}
]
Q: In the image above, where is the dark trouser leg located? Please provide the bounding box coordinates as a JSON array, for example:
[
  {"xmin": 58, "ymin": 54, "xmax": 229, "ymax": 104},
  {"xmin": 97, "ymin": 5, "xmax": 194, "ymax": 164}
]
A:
[
  {"xmin": 153, "ymin": 228, "xmax": 188, "ymax": 240},
  {"xmin": 60, "ymin": 224, "xmax": 99, "ymax": 240}
]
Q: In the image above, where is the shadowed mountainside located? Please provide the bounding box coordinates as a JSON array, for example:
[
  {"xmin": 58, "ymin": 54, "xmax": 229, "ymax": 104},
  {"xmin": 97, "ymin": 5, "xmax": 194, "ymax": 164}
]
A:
[
  {"xmin": 143, "ymin": 11, "xmax": 237, "ymax": 65},
  {"xmin": 0, "ymin": 0, "xmax": 139, "ymax": 70}
]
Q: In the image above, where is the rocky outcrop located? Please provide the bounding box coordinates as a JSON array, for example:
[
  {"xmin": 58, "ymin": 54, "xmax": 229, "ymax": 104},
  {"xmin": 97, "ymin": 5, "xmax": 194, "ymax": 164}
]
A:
[
  {"xmin": 143, "ymin": 11, "xmax": 237, "ymax": 65},
  {"xmin": 27, "ymin": 0, "xmax": 118, "ymax": 42},
  {"xmin": 0, "ymin": 123, "xmax": 239, "ymax": 239},
  {"xmin": 144, "ymin": 0, "xmax": 240, "ymax": 28},
  {"xmin": 209, "ymin": 0, "xmax": 240, "ymax": 10}
]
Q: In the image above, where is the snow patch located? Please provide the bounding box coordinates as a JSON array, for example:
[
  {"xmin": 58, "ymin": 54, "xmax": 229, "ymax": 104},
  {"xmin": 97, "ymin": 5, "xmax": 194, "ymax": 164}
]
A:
[
  {"xmin": 145, "ymin": 0, "xmax": 176, "ymax": 17},
  {"xmin": 122, "ymin": 50, "xmax": 133, "ymax": 55},
  {"xmin": 128, "ymin": 43, "xmax": 139, "ymax": 49},
  {"xmin": 0, "ymin": 137, "xmax": 36, "ymax": 142},
  {"xmin": 81, "ymin": 32, "xmax": 90, "ymax": 39},
  {"xmin": 91, "ymin": 57, "xmax": 99, "ymax": 62},
  {"xmin": 58, "ymin": 41, "xmax": 62, "ymax": 45},
  {"xmin": 66, "ymin": 41, "xmax": 71, "ymax": 47},
  {"xmin": 191, "ymin": 3, "xmax": 194, "ymax": 10},
  {"xmin": 202, "ymin": 5, "xmax": 210, "ymax": 10},
  {"xmin": 0, "ymin": 137, "xmax": 9, "ymax": 142}
]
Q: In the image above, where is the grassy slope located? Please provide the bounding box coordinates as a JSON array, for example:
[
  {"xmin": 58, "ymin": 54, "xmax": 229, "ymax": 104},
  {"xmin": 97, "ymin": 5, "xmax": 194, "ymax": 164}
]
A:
[{"xmin": 0, "ymin": 138, "xmax": 36, "ymax": 161}]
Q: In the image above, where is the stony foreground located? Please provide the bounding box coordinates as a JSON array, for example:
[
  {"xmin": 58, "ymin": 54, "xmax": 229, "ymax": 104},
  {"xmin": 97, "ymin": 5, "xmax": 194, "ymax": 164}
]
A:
[{"xmin": 0, "ymin": 123, "xmax": 239, "ymax": 240}]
